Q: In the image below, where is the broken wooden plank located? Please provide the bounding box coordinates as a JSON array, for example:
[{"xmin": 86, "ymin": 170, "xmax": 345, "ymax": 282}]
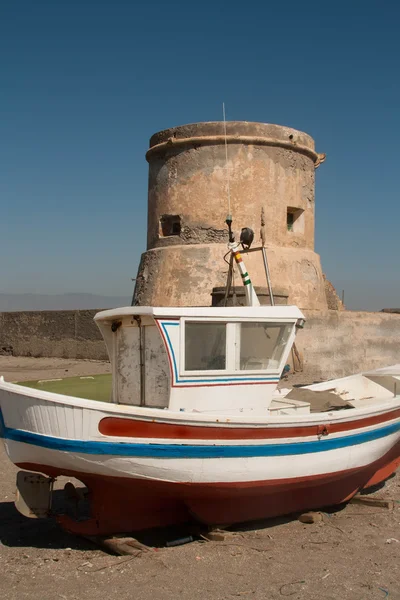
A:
[
  {"xmin": 84, "ymin": 534, "xmax": 151, "ymax": 555},
  {"xmin": 201, "ymin": 531, "xmax": 226, "ymax": 542},
  {"xmin": 349, "ymin": 495, "xmax": 394, "ymax": 510}
]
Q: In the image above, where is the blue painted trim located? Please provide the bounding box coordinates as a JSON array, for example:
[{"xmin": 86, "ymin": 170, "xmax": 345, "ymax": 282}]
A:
[
  {"xmin": 2, "ymin": 419, "xmax": 400, "ymax": 459},
  {"xmin": 160, "ymin": 322, "xmax": 179, "ymax": 383},
  {"xmin": 160, "ymin": 321, "xmax": 279, "ymax": 386}
]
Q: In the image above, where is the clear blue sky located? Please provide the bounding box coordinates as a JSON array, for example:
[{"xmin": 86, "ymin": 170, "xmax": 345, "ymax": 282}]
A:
[{"xmin": 2, "ymin": 0, "xmax": 399, "ymax": 310}]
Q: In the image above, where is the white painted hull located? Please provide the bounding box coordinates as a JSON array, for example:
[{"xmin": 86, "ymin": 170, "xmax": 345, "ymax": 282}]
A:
[
  {"xmin": 1, "ymin": 376, "xmax": 400, "ymax": 534},
  {"xmin": 4, "ymin": 428, "xmax": 400, "ymax": 484}
]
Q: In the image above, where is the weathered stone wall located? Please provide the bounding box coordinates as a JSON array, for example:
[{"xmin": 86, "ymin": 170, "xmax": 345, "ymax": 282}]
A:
[
  {"xmin": 134, "ymin": 121, "xmax": 328, "ymax": 310},
  {"xmin": 0, "ymin": 310, "xmax": 108, "ymax": 361},
  {"xmin": 146, "ymin": 122, "xmax": 320, "ymax": 251},
  {"xmin": 323, "ymin": 275, "xmax": 345, "ymax": 311},
  {"xmin": 134, "ymin": 244, "xmax": 327, "ymax": 310},
  {"xmin": 0, "ymin": 309, "xmax": 399, "ymax": 382}
]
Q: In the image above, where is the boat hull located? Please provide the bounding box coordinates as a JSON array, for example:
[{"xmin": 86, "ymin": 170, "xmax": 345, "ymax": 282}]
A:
[
  {"xmin": 1, "ymin": 381, "xmax": 400, "ymax": 535},
  {"xmin": 16, "ymin": 441, "xmax": 400, "ymax": 535}
]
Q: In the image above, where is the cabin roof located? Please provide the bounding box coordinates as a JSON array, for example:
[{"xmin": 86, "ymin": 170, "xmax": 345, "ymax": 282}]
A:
[{"xmin": 94, "ymin": 305, "xmax": 305, "ymax": 322}]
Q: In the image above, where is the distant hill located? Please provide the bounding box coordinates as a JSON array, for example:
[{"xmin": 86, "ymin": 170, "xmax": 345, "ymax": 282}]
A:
[{"xmin": 0, "ymin": 293, "xmax": 132, "ymax": 312}]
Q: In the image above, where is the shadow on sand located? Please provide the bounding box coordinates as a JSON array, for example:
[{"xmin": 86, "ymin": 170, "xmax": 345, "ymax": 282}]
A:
[
  {"xmin": 0, "ymin": 491, "xmax": 300, "ymax": 551},
  {"xmin": 0, "ymin": 490, "xmax": 92, "ymax": 551}
]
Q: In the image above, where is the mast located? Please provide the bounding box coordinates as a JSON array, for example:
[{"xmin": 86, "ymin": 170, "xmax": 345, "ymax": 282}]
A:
[
  {"xmin": 225, "ymin": 217, "xmax": 260, "ymax": 307},
  {"xmin": 229, "ymin": 241, "xmax": 260, "ymax": 307},
  {"xmin": 222, "ymin": 104, "xmax": 259, "ymax": 307}
]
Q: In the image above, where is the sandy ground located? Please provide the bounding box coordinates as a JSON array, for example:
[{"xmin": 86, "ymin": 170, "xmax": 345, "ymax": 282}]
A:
[{"xmin": 0, "ymin": 358, "xmax": 399, "ymax": 600}]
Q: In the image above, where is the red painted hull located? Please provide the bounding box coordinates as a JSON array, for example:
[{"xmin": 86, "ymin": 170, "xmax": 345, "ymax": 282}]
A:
[
  {"xmin": 18, "ymin": 442, "xmax": 400, "ymax": 536},
  {"xmin": 361, "ymin": 440, "xmax": 400, "ymax": 488}
]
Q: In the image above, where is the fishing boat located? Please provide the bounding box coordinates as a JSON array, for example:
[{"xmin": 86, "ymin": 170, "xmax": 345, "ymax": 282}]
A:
[{"xmin": 0, "ymin": 234, "xmax": 399, "ymax": 536}]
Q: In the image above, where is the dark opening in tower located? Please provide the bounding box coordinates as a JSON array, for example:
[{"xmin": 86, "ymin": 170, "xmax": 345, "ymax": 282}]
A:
[
  {"xmin": 286, "ymin": 207, "xmax": 304, "ymax": 233},
  {"xmin": 160, "ymin": 215, "xmax": 181, "ymax": 237}
]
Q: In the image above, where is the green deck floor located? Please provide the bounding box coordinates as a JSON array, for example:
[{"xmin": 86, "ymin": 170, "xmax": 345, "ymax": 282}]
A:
[{"xmin": 18, "ymin": 373, "xmax": 112, "ymax": 402}]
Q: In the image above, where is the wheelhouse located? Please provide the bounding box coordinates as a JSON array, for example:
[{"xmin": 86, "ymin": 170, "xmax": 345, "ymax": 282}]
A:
[{"xmin": 95, "ymin": 306, "xmax": 305, "ymax": 415}]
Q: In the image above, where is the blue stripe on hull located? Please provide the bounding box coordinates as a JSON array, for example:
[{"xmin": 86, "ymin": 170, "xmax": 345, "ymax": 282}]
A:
[{"xmin": 1, "ymin": 408, "xmax": 399, "ymax": 458}]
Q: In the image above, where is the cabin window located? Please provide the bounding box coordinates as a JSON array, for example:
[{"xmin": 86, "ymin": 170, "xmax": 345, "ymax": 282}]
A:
[
  {"xmin": 236, "ymin": 322, "xmax": 293, "ymax": 370},
  {"xmin": 181, "ymin": 320, "xmax": 294, "ymax": 375},
  {"xmin": 185, "ymin": 322, "xmax": 226, "ymax": 371}
]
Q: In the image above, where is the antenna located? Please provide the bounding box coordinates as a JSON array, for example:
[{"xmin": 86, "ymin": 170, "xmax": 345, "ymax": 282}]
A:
[{"xmin": 222, "ymin": 102, "xmax": 231, "ymax": 218}]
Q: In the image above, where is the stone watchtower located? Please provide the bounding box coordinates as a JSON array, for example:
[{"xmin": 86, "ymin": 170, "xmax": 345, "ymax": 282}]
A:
[{"xmin": 133, "ymin": 121, "xmax": 327, "ymax": 310}]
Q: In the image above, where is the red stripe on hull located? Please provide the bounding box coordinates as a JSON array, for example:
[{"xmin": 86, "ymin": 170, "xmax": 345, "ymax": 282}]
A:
[
  {"xmin": 99, "ymin": 408, "xmax": 400, "ymax": 440},
  {"xmin": 17, "ymin": 444, "xmax": 399, "ymax": 536}
]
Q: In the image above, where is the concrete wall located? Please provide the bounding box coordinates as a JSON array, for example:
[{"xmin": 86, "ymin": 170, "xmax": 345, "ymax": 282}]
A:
[
  {"xmin": 298, "ymin": 310, "xmax": 400, "ymax": 381},
  {"xmin": 1, "ymin": 309, "xmax": 399, "ymax": 382},
  {"xmin": 0, "ymin": 310, "xmax": 108, "ymax": 361}
]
